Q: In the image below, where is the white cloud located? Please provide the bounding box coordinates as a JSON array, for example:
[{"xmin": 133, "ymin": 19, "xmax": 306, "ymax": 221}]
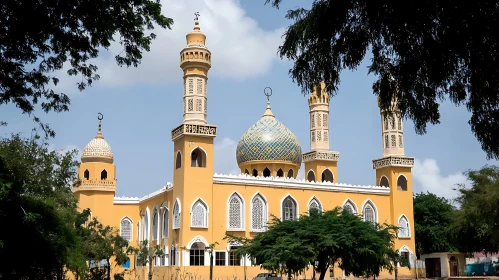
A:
[
  {"xmin": 214, "ymin": 137, "xmax": 240, "ymax": 175},
  {"xmin": 412, "ymin": 158, "xmax": 468, "ymax": 200},
  {"xmin": 57, "ymin": 0, "xmax": 285, "ymax": 90}
]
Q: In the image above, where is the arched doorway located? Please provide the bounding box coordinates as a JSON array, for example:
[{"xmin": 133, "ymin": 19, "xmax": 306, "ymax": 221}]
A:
[{"xmin": 449, "ymin": 256, "xmax": 458, "ymax": 276}]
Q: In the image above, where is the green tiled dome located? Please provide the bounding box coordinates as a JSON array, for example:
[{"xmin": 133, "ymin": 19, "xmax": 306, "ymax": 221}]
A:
[{"xmin": 236, "ymin": 106, "xmax": 302, "ymax": 165}]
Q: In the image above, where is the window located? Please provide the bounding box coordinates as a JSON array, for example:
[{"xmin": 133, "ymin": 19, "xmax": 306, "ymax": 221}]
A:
[
  {"xmin": 142, "ymin": 210, "xmax": 149, "ymax": 241},
  {"xmin": 282, "ymin": 196, "xmax": 297, "ymax": 221},
  {"xmin": 229, "ymin": 246, "xmax": 241, "ymax": 266},
  {"xmin": 276, "ymin": 168, "xmax": 283, "ymax": 177},
  {"xmin": 321, "ymin": 169, "xmax": 333, "ymax": 182},
  {"xmin": 120, "ymin": 217, "xmax": 132, "ymax": 241},
  {"xmin": 170, "ymin": 247, "xmax": 177, "ymax": 266},
  {"xmin": 363, "ymin": 202, "xmax": 376, "ymax": 224},
  {"xmin": 244, "ymin": 169, "xmax": 249, "ymax": 175},
  {"xmin": 101, "ymin": 169, "xmax": 107, "ymax": 180},
  {"xmin": 252, "ymin": 169, "xmax": 258, "ymax": 177},
  {"xmin": 84, "ymin": 169, "xmax": 90, "ymax": 180},
  {"xmin": 397, "ymin": 175, "xmax": 408, "ymax": 191},
  {"xmin": 263, "ymin": 168, "xmax": 271, "ymax": 177},
  {"xmin": 287, "ymin": 169, "xmax": 294, "ymax": 178},
  {"xmin": 162, "ymin": 209, "xmax": 169, "ymax": 238},
  {"xmin": 215, "ymin": 252, "xmax": 226, "ymax": 266},
  {"xmin": 343, "ymin": 200, "xmax": 357, "ymax": 214},
  {"xmin": 400, "ymin": 251, "xmax": 410, "ymax": 267},
  {"xmin": 398, "ymin": 215, "xmax": 410, "ymax": 238},
  {"xmin": 173, "ymin": 200, "xmax": 180, "ymax": 229},
  {"xmin": 175, "ymin": 151, "xmax": 182, "ymax": 169},
  {"xmin": 152, "ymin": 209, "xmax": 158, "ymax": 241},
  {"xmin": 379, "ymin": 176, "xmax": 389, "ymax": 188},
  {"xmin": 307, "ymin": 170, "xmax": 316, "ymax": 182},
  {"xmin": 385, "ymin": 135, "xmax": 389, "ymax": 148},
  {"xmin": 251, "ymin": 194, "xmax": 267, "ymax": 231},
  {"xmin": 191, "ymin": 148, "xmax": 206, "ymax": 167},
  {"xmin": 308, "ymin": 198, "xmax": 322, "ymax": 213},
  {"xmin": 228, "ymin": 193, "xmax": 243, "ymax": 230},
  {"xmin": 189, "ymin": 242, "xmax": 205, "ymax": 266},
  {"xmin": 191, "ymin": 199, "xmax": 208, "ymax": 228}
]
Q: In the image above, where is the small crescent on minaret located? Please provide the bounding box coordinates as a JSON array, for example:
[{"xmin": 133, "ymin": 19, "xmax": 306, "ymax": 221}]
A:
[
  {"xmin": 97, "ymin": 113, "xmax": 103, "ymax": 121},
  {"xmin": 194, "ymin": 12, "xmax": 200, "ymax": 21},
  {"xmin": 264, "ymin": 87, "xmax": 273, "ymax": 102}
]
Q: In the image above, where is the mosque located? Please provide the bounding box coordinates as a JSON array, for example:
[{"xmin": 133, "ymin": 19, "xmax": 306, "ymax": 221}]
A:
[{"xmin": 72, "ymin": 17, "xmax": 417, "ymax": 280}]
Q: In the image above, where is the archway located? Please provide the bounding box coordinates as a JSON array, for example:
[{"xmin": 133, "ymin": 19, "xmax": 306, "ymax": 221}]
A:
[
  {"xmin": 307, "ymin": 170, "xmax": 315, "ymax": 182},
  {"xmin": 321, "ymin": 169, "xmax": 333, "ymax": 182},
  {"xmin": 397, "ymin": 175, "xmax": 408, "ymax": 191},
  {"xmin": 276, "ymin": 169, "xmax": 284, "ymax": 177},
  {"xmin": 449, "ymin": 256, "xmax": 458, "ymax": 276},
  {"xmin": 263, "ymin": 168, "xmax": 271, "ymax": 177}
]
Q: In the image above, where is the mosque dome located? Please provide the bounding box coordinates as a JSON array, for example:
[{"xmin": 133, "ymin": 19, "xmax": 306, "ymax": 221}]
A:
[
  {"xmin": 81, "ymin": 116, "xmax": 114, "ymax": 164},
  {"xmin": 236, "ymin": 104, "xmax": 302, "ymax": 166}
]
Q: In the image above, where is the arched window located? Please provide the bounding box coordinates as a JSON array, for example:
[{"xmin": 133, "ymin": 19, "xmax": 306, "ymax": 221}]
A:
[
  {"xmin": 152, "ymin": 209, "xmax": 158, "ymax": 241},
  {"xmin": 398, "ymin": 215, "xmax": 410, "ymax": 238},
  {"xmin": 379, "ymin": 176, "xmax": 389, "ymax": 188},
  {"xmin": 282, "ymin": 196, "xmax": 297, "ymax": 221},
  {"xmin": 308, "ymin": 197, "xmax": 322, "ymax": 214},
  {"xmin": 170, "ymin": 246, "xmax": 177, "ymax": 266},
  {"xmin": 228, "ymin": 193, "xmax": 243, "ymax": 230},
  {"xmin": 191, "ymin": 199, "xmax": 208, "ymax": 228},
  {"xmin": 276, "ymin": 168, "xmax": 283, "ymax": 177},
  {"xmin": 287, "ymin": 169, "xmax": 294, "ymax": 178},
  {"xmin": 321, "ymin": 169, "xmax": 333, "ymax": 182},
  {"xmin": 342, "ymin": 199, "xmax": 357, "ymax": 214},
  {"xmin": 173, "ymin": 200, "xmax": 180, "ymax": 229},
  {"xmin": 175, "ymin": 151, "xmax": 182, "ymax": 169},
  {"xmin": 120, "ymin": 217, "xmax": 132, "ymax": 241},
  {"xmin": 263, "ymin": 167, "xmax": 271, "ymax": 177},
  {"xmin": 397, "ymin": 175, "xmax": 408, "ymax": 191},
  {"xmin": 101, "ymin": 169, "xmax": 107, "ymax": 180},
  {"xmin": 84, "ymin": 169, "xmax": 90, "ymax": 180},
  {"xmin": 251, "ymin": 194, "xmax": 267, "ymax": 232},
  {"xmin": 363, "ymin": 202, "xmax": 376, "ymax": 224},
  {"xmin": 189, "ymin": 242, "xmax": 205, "ymax": 266},
  {"xmin": 244, "ymin": 169, "xmax": 249, "ymax": 175},
  {"xmin": 307, "ymin": 170, "xmax": 316, "ymax": 182},
  {"xmin": 252, "ymin": 169, "xmax": 258, "ymax": 177},
  {"xmin": 191, "ymin": 148, "xmax": 206, "ymax": 167},
  {"xmin": 143, "ymin": 210, "xmax": 149, "ymax": 241},
  {"xmin": 162, "ymin": 208, "xmax": 169, "ymax": 238}
]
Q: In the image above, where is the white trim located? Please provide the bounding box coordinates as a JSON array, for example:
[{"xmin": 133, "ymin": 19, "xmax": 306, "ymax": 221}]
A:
[
  {"xmin": 379, "ymin": 175, "xmax": 390, "ymax": 187},
  {"xmin": 213, "ymin": 250, "xmax": 227, "ymax": 266},
  {"xmin": 120, "ymin": 216, "xmax": 133, "ymax": 241},
  {"xmin": 307, "ymin": 196, "xmax": 322, "ymax": 213},
  {"xmin": 190, "ymin": 197, "xmax": 209, "ymax": 228},
  {"xmin": 137, "ymin": 221, "xmax": 141, "ymax": 242},
  {"xmin": 250, "ymin": 192, "xmax": 268, "ymax": 232},
  {"xmin": 212, "ymin": 174, "xmax": 390, "ymax": 195},
  {"xmin": 306, "ymin": 169, "xmax": 316, "ymax": 182},
  {"xmin": 189, "ymin": 146, "xmax": 208, "ymax": 167},
  {"xmin": 161, "ymin": 207, "xmax": 169, "ymax": 238},
  {"xmin": 341, "ymin": 198, "xmax": 358, "ymax": 214},
  {"xmin": 397, "ymin": 214, "xmax": 411, "ymax": 239},
  {"xmin": 226, "ymin": 191, "xmax": 245, "ymax": 231},
  {"xmin": 175, "ymin": 150, "xmax": 182, "ymax": 169},
  {"xmin": 172, "ymin": 198, "xmax": 181, "ymax": 230},
  {"xmin": 320, "ymin": 168, "xmax": 334, "ymax": 182},
  {"xmin": 144, "ymin": 207, "xmax": 151, "ymax": 242},
  {"xmin": 187, "ymin": 235, "xmax": 209, "ymax": 249},
  {"xmin": 280, "ymin": 194, "xmax": 299, "ymax": 221},
  {"xmin": 399, "ymin": 245, "xmax": 415, "ymax": 267},
  {"xmin": 152, "ymin": 206, "xmax": 161, "ymax": 241},
  {"xmin": 360, "ymin": 199, "xmax": 378, "ymax": 223}
]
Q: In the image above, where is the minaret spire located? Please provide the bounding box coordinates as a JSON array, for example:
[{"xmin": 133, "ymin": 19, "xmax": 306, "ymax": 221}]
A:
[
  {"xmin": 379, "ymin": 98, "xmax": 405, "ymax": 157},
  {"xmin": 96, "ymin": 112, "xmax": 103, "ymax": 139}
]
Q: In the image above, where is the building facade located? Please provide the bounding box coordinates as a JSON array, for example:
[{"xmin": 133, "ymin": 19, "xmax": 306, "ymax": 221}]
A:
[{"xmin": 72, "ymin": 18, "xmax": 417, "ymax": 280}]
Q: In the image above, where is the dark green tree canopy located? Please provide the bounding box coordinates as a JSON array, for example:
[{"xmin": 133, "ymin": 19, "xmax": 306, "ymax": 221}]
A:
[
  {"xmin": 266, "ymin": 0, "xmax": 499, "ymax": 159},
  {"xmin": 0, "ymin": 0, "xmax": 173, "ymax": 135},
  {"xmin": 413, "ymin": 192, "xmax": 457, "ymax": 256}
]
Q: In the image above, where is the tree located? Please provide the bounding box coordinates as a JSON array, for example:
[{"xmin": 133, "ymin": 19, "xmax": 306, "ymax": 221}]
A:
[
  {"xmin": 455, "ymin": 165, "xmax": 499, "ymax": 254},
  {"xmin": 227, "ymin": 207, "xmax": 398, "ymax": 280},
  {"xmin": 0, "ymin": 133, "xmax": 80, "ymax": 279},
  {"xmin": 0, "ymin": 0, "xmax": 173, "ymax": 136},
  {"xmin": 265, "ymin": 0, "xmax": 499, "ymax": 159},
  {"xmin": 413, "ymin": 192, "xmax": 458, "ymax": 257},
  {"xmin": 135, "ymin": 240, "xmax": 164, "ymax": 280}
]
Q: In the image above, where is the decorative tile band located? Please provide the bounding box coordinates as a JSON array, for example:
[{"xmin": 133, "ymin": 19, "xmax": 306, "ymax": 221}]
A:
[
  {"xmin": 171, "ymin": 123, "xmax": 217, "ymax": 140},
  {"xmin": 372, "ymin": 156, "xmax": 415, "ymax": 169}
]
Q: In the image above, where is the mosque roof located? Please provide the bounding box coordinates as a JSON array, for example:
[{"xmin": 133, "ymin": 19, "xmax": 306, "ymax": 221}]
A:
[
  {"xmin": 236, "ymin": 103, "xmax": 302, "ymax": 166},
  {"xmin": 81, "ymin": 114, "xmax": 114, "ymax": 164}
]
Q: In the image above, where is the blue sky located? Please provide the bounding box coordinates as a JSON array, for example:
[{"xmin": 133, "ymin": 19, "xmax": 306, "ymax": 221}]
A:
[{"xmin": 0, "ymin": 0, "xmax": 496, "ymax": 199}]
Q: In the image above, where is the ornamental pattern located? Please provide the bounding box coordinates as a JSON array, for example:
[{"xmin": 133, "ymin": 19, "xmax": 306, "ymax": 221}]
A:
[
  {"xmin": 236, "ymin": 114, "xmax": 302, "ymax": 165},
  {"xmin": 251, "ymin": 195, "xmax": 266, "ymax": 231},
  {"xmin": 188, "ymin": 99, "xmax": 193, "ymax": 111},
  {"xmin": 196, "ymin": 99, "xmax": 202, "ymax": 112},
  {"xmin": 399, "ymin": 135, "xmax": 403, "ymax": 148},
  {"xmin": 228, "ymin": 195, "xmax": 242, "ymax": 229},
  {"xmin": 120, "ymin": 218, "xmax": 132, "ymax": 241},
  {"xmin": 311, "ymin": 113, "xmax": 315, "ymax": 128},
  {"xmin": 197, "ymin": 79, "xmax": 202, "ymax": 95},
  {"xmin": 308, "ymin": 199, "xmax": 321, "ymax": 212},
  {"xmin": 282, "ymin": 196, "xmax": 297, "ymax": 221},
  {"xmin": 323, "ymin": 114, "xmax": 327, "ymax": 127},
  {"xmin": 82, "ymin": 138, "xmax": 114, "ymax": 159},
  {"xmin": 398, "ymin": 216, "xmax": 410, "ymax": 238},
  {"xmin": 302, "ymin": 151, "xmax": 339, "ymax": 162},
  {"xmin": 191, "ymin": 200, "xmax": 206, "ymax": 227},
  {"xmin": 372, "ymin": 156, "xmax": 415, "ymax": 169},
  {"xmin": 188, "ymin": 79, "xmax": 193, "ymax": 94},
  {"xmin": 173, "ymin": 201, "xmax": 180, "ymax": 229},
  {"xmin": 363, "ymin": 204, "xmax": 375, "ymax": 224},
  {"xmin": 391, "ymin": 135, "xmax": 396, "ymax": 147},
  {"xmin": 324, "ymin": 131, "xmax": 329, "ymax": 142}
]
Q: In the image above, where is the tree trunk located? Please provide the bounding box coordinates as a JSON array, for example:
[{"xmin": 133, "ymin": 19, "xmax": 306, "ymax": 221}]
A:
[
  {"xmin": 210, "ymin": 252, "xmax": 213, "ymax": 280},
  {"xmin": 312, "ymin": 264, "xmax": 316, "ymax": 280},
  {"xmin": 394, "ymin": 260, "xmax": 398, "ymax": 280},
  {"xmin": 107, "ymin": 258, "xmax": 111, "ymax": 280},
  {"xmin": 149, "ymin": 256, "xmax": 153, "ymax": 280},
  {"xmin": 318, "ymin": 266, "xmax": 327, "ymax": 280}
]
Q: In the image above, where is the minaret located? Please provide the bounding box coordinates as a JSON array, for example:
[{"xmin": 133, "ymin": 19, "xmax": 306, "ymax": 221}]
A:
[
  {"xmin": 372, "ymin": 97, "xmax": 416, "ymax": 273},
  {"xmin": 171, "ymin": 14, "xmax": 216, "ymax": 265},
  {"xmin": 180, "ymin": 12, "xmax": 211, "ymax": 124},
  {"xmin": 302, "ymin": 82, "xmax": 340, "ymax": 183}
]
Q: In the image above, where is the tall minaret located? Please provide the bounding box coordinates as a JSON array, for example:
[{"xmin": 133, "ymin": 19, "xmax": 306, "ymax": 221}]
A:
[
  {"xmin": 380, "ymin": 98, "xmax": 405, "ymax": 157},
  {"xmin": 180, "ymin": 12, "xmax": 211, "ymax": 124},
  {"xmin": 302, "ymin": 82, "xmax": 340, "ymax": 183}
]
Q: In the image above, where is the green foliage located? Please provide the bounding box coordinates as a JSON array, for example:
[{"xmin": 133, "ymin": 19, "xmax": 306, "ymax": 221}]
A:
[
  {"xmin": 265, "ymin": 0, "xmax": 499, "ymax": 159},
  {"xmin": 226, "ymin": 207, "xmax": 398, "ymax": 280},
  {"xmin": 455, "ymin": 165, "xmax": 499, "ymax": 254},
  {"xmin": 0, "ymin": 0, "xmax": 173, "ymax": 136},
  {"xmin": 413, "ymin": 192, "xmax": 458, "ymax": 256},
  {"xmin": 0, "ymin": 133, "xmax": 80, "ymax": 279}
]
